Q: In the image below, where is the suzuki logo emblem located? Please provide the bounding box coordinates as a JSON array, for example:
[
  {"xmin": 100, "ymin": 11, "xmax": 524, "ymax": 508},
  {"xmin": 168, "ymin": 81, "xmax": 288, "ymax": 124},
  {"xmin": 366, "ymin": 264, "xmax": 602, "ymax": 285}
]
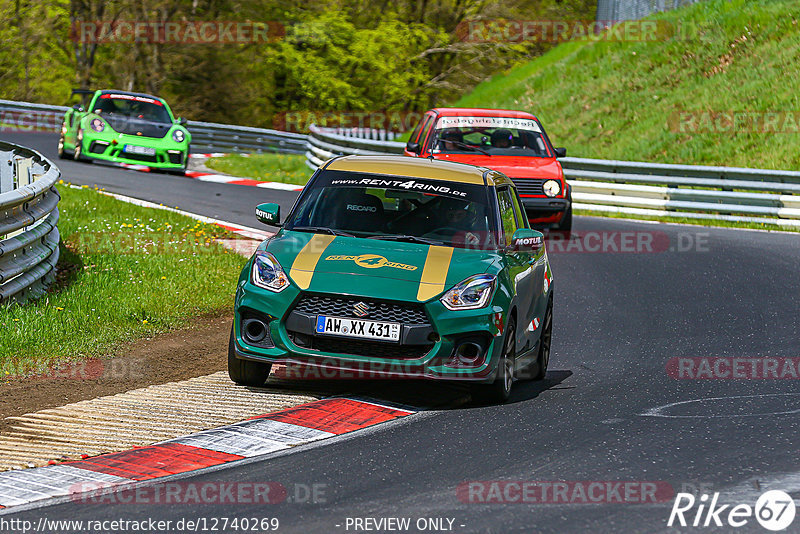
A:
[{"xmin": 353, "ymin": 302, "xmax": 370, "ymax": 317}]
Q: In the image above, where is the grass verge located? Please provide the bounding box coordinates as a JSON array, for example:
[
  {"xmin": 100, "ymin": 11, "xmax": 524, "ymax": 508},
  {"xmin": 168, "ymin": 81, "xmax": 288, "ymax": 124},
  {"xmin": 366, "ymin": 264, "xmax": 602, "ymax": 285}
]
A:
[
  {"xmin": 455, "ymin": 0, "xmax": 800, "ymax": 170},
  {"xmin": 0, "ymin": 185, "xmax": 247, "ymax": 375},
  {"xmin": 205, "ymin": 153, "xmax": 311, "ymax": 185}
]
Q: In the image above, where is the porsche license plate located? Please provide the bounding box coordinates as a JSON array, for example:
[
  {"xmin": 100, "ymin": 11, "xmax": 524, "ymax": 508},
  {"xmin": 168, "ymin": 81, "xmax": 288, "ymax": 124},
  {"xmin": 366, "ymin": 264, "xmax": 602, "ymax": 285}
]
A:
[
  {"xmin": 123, "ymin": 145, "xmax": 156, "ymax": 156},
  {"xmin": 315, "ymin": 315, "xmax": 400, "ymax": 342}
]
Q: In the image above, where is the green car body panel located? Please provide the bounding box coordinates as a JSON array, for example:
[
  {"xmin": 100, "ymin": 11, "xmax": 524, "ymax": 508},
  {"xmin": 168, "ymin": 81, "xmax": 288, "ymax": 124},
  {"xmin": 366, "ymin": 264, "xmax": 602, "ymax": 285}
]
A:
[
  {"xmin": 231, "ymin": 155, "xmax": 554, "ymax": 386},
  {"xmin": 58, "ymin": 90, "xmax": 191, "ymax": 171}
]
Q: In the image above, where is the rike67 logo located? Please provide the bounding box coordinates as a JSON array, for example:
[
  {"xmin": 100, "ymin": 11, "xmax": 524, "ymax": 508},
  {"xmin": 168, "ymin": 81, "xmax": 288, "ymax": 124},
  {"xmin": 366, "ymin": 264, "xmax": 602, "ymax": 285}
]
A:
[{"xmin": 668, "ymin": 490, "xmax": 796, "ymax": 531}]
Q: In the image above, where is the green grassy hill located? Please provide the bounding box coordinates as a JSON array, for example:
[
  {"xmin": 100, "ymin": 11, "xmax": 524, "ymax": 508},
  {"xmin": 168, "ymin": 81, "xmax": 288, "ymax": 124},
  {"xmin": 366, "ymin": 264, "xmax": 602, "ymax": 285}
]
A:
[{"xmin": 455, "ymin": 0, "xmax": 800, "ymax": 170}]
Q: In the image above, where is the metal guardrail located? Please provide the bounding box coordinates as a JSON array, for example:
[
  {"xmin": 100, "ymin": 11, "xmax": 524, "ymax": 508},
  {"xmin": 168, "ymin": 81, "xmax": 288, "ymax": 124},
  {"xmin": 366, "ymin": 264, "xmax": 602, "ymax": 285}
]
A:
[
  {"xmin": 0, "ymin": 142, "xmax": 61, "ymax": 304},
  {"xmin": 0, "ymin": 99, "xmax": 308, "ymax": 155},
  {"xmin": 187, "ymin": 120, "xmax": 307, "ymax": 155},
  {"xmin": 305, "ymin": 126, "xmax": 800, "ymax": 228},
  {"xmin": 3, "ymin": 97, "xmax": 798, "ymax": 228}
]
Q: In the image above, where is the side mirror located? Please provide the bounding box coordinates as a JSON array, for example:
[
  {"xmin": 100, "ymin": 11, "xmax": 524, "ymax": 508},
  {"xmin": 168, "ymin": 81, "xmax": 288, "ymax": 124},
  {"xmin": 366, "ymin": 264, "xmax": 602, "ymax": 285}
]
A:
[
  {"xmin": 554, "ymin": 147, "xmax": 567, "ymax": 158},
  {"xmin": 255, "ymin": 203, "xmax": 281, "ymax": 226},
  {"xmin": 510, "ymin": 228, "xmax": 544, "ymax": 251},
  {"xmin": 406, "ymin": 141, "xmax": 421, "ymax": 154},
  {"xmin": 178, "ymin": 117, "xmax": 188, "ymax": 125}
]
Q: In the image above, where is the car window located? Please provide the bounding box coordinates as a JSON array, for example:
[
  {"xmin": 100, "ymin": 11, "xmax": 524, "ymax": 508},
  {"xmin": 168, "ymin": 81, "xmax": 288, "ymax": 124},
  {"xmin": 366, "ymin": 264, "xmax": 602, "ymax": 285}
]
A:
[
  {"xmin": 286, "ymin": 170, "xmax": 499, "ymax": 249},
  {"xmin": 497, "ymin": 187, "xmax": 520, "ymax": 246},
  {"xmin": 411, "ymin": 113, "xmax": 433, "ymax": 144},
  {"xmin": 431, "ymin": 116, "xmax": 551, "ymax": 157},
  {"xmin": 417, "ymin": 115, "xmax": 435, "ymax": 151},
  {"xmin": 510, "ymin": 187, "xmax": 529, "ymax": 229},
  {"xmin": 93, "ymin": 94, "xmax": 172, "ymax": 123}
]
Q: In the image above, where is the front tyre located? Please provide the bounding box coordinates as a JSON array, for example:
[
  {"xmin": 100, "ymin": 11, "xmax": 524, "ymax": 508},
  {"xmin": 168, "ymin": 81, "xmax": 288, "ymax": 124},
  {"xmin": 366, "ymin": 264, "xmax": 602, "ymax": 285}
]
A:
[
  {"xmin": 73, "ymin": 129, "xmax": 91, "ymax": 163},
  {"xmin": 531, "ymin": 296, "xmax": 553, "ymax": 380},
  {"xmin": 57, "ymin": 124, "xmax": 68, "ymax": 159},
  {"xmin": 471, "ymin": 318, "xmax": 515, "ymax": 404},
  {"xmin": 227, "ymin": 326, "xmax": 272, "ymax": 387}
]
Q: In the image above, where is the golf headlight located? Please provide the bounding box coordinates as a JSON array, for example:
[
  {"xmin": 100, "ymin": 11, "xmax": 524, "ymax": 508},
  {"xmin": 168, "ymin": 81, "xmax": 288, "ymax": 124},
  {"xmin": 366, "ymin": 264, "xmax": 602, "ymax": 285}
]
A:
[
  {"xmin": 172, "ymin": 129, "xmax": 185, "ymax": 143},
  {"xmin": 90, "ymin": 118, "xmax": 105, "ymax": 133},
  {"xmin": 543, "ymin": 179, "xmax": 561, "ymax": 197},
  {"xmin": 440, "ymin": 274, "xmax": 496, "ymax": 310},
  {"xmin": 251, "ymin": 251, "xmax": 289, "ymax": 292}
]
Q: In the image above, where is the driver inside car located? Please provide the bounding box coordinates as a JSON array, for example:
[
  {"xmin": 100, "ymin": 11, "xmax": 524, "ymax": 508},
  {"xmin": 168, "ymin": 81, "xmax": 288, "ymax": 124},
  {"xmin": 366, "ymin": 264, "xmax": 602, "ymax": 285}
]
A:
[
  {"xmin": 430, "ymin": 197, "xmax": 481, "ymax": 246},
  {"xmin": 490, "ymin": 129, "xmax": 513, "ymax": 149}
]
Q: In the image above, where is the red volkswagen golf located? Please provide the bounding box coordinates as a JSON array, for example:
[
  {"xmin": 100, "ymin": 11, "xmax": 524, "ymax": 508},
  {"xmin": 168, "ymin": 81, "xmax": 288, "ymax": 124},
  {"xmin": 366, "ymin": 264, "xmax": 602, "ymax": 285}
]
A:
[{"xmin": 404, "ymin": 108, "xmax": 571, "ymax": 231}]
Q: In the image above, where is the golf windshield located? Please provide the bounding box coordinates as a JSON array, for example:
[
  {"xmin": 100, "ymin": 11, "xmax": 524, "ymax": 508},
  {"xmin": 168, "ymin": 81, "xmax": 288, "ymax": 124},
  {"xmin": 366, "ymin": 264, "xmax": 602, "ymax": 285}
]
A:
[
  {"xmin": 285, "ymin": 171, "xmax": 498, "ymax": 249},
  {"xmin": 432, "ymin": 116, "xmax": 551, "ymax": 157},
  {"xmin": 92, "ymin": 94, "xmax": 172, "ymax": 123}
]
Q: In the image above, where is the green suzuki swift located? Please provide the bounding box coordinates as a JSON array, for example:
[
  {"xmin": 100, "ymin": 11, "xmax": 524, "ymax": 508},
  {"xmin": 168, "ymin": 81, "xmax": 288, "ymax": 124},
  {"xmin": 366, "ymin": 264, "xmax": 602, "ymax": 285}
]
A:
[{"xmin": 230, "ymin": 155, "xmax": 554, "ymax": 403}]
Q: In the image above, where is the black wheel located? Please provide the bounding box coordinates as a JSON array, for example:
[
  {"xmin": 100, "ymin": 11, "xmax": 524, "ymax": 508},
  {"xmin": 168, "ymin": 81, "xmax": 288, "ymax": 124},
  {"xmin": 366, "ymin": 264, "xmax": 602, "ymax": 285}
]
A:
[
  {"xmin": 227, "ymin": 325, "xmax": 272, "ymax": 387},
  {"xmin": 471, "ymin": 318, "xmax": 516, "ymax": 404},
  {"xmin": 57, "ymin": 123, "xmax": 68, "ymax": 159},
  {"xmin": 558, "ymin": 202, "xmax": 572, "ymax": 234},
  {"xmin": 531, "ymin": 297, "xmax": 553, "ymax": 380},
  {"xmin": 73, "ymin": 129, "xmax": 91, "ymax": 162}
]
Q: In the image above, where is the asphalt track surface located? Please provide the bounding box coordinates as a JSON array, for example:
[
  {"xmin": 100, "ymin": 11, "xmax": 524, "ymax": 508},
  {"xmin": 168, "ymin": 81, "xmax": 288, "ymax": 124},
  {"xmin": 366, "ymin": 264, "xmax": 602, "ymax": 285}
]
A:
[{"xmin": 3, "ymin": 132, "xmax": 800, "ymax": 533}]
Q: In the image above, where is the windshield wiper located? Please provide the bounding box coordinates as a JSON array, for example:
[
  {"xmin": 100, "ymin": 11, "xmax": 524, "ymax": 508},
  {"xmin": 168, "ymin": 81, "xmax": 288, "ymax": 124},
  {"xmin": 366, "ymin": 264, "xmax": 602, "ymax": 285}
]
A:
[
  {"xmin": 292, "ymin": 226, "xmax": 355, "ymax": 238},
  {"xmin": 440, "ymin": 139, "xmax": 491, "ymax": 156},
  {"xmin": 367, "ymin": 234, "xmax": 444, "ymax": 245}
]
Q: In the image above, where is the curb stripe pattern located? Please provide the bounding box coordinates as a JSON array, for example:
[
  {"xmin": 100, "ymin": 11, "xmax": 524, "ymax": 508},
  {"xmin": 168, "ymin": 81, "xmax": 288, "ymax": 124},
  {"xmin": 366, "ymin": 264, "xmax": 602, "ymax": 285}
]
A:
[{"xmin": 0, "ymin": 398, "xmax": 414, "ymax": 510}]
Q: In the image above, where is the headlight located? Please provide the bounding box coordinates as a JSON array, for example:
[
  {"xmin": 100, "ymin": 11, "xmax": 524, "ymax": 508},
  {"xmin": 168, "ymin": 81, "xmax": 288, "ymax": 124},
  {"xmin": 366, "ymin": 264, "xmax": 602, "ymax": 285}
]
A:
[
  {"xmin": 251, "ymin": 251, "xmax": 289, "ymax": 292},
  {"xmin": 172, "ymin": 129, "xmax": 185, "ymax": 143},
  {"xmin": 440, "ymin": 274, "xmax": 496, "ymax": 310},
  {"xmin": 90, "ymin": 118, "xmax": 105, "ymax": 133},
  {"xmin": 543, "ymin": 180, "xmax": 561, "ymax": 197}
]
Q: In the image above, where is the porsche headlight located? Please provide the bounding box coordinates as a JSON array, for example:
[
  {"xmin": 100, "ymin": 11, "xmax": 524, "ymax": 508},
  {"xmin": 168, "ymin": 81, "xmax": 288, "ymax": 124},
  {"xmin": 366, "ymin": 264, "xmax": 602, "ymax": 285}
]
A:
[
  {"xmin": 90, "ymin": 118, "xmax": 105, "ymax": 133},
  {"xmin": 543, "ymin": 180, "xmax": 561, "ymax": 197},
  {"xmin": 440, "ymin": 274, "xmax": 496, "ymax": 310},
  {"xmin": 172, "ymin": 129, "xmax": 185, "ymax": 143},
  {"xmin": 251, "ymin": 251, "xmax": 289, "ymax": 292}
]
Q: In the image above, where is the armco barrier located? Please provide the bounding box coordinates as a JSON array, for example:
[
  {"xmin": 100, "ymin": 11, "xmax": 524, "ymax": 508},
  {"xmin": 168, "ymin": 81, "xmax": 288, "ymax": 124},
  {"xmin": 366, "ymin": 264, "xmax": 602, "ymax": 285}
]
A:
[
  {"xmin": 3, "ymin": 97, "xmax": 798, "ymax": 228},
  {"xmin": 305, "ymin": 126, "xmax": 800, "ymax": 228},
  {"xmin": 0, "ymin": 142, "xmax": 61, "ymax": 304}
]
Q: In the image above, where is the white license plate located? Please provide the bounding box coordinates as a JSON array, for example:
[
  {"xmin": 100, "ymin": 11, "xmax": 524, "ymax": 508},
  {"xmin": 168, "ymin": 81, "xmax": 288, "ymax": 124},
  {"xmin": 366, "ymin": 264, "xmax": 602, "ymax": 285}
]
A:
[
  {"xmin": 315, "ymin": 315, "xmax": 400, "ymax": 342},
  {"xmin": 123, "ymin": 145, "xmax": 156, "ymax": 156}
]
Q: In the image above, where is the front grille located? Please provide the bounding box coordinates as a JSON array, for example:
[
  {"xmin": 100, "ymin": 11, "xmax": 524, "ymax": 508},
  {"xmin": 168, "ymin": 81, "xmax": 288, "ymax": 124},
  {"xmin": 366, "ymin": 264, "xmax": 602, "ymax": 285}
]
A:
[
  {"xmin": 89, "ymin": 141, "xmax": 108, "ymax": 154},
  {"xmin": 119, "ymin": 151, "xmax": 158, "ymax": 163},
  {"xmin": 293, "ymin": 295, "xmax": 428, "ymax": 325},
  {"xmin": 512, "ymin": 178, "xmax": 545, "ymax": 196},
  {"xmin": 167, "ymin": 151, "xmax": 183, "ymax": 165},
  {"xmin": 289, "ymin": 332, "xmax": 432, "ymax": 360}
]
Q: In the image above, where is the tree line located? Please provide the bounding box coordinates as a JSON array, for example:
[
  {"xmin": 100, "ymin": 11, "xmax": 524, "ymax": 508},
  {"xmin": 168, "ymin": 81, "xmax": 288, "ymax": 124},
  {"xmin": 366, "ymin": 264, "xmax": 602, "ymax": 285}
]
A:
[{"xmin": 0, "ymin": 0, "xmax": 595, "ymax": 128}]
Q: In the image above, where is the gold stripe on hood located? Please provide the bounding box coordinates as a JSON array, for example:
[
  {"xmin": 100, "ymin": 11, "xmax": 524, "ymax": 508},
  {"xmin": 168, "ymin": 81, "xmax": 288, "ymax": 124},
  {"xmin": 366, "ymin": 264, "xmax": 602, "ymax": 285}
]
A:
[
  {"xmin": 417, "ymin": 246, "xmax": 455, "ymax": 301},
  {"xmin": 289, "ymin": 234, "xmax": 336, "ymax": 290}
]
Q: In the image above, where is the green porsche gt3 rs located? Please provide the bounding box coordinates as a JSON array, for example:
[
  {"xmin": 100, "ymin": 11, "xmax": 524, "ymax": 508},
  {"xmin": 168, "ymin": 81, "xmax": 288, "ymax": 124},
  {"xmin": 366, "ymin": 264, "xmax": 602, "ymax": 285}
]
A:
[
  {"xmin": 57, "ymin": 90, "xmax": 191, "ymax": 174},
  {"xmin": 231, "ymin": 155, "xmax": 554, "ymax": 403}
]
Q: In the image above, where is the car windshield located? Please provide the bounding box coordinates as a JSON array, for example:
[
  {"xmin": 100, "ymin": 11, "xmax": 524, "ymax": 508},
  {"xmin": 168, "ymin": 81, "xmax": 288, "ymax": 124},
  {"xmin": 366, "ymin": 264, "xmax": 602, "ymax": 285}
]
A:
[
  {"xmin": 92, "ymin": 94, "xmax": 172, "ymax": 123},
  {"xmin": 284, "ymin": 171, "xmax": 499, "ymax": 249},
  {"xmin": 432, "ymin": 116, "xmax": 551, "ymax": 157}
]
